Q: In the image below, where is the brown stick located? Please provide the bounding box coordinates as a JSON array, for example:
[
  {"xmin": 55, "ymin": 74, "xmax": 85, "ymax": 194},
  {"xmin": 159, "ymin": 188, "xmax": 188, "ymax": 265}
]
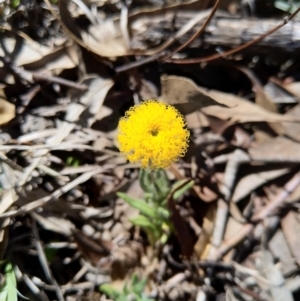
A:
[{"xmin": 251, "ymin": 172, "xmax": 300, "ymax": 222}]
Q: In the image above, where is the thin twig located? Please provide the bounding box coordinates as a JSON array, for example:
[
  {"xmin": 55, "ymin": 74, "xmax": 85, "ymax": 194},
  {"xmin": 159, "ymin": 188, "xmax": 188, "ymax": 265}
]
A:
[
  {"xmin": 162, "ymin": 0, "xmax": 223, "ymax": 60},
  {"xmin": 115, "ymin": 53, "xmax": 165, "ymax": 73}
]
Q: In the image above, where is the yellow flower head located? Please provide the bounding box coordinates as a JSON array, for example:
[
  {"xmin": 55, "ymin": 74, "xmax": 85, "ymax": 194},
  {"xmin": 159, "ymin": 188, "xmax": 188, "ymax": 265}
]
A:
[{"xmin": 117, "ymin": 100, "xmax": 190, "ymax": 169}]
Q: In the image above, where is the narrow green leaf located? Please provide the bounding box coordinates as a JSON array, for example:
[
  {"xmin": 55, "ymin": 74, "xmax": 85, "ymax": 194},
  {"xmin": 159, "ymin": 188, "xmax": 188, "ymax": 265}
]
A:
[
  {"xmin": 160, "ymin": 233, "xmax": 168, "ymax": 244},
  {"xmin": 172, "ymin": 180, "xmax": 194, "ymax": 200},
  {"xmin": 156, "ymin": 207, "xmax": 170, "ymax": 219},
  {"xmin": 100, "ymin": 283, "xmax": 120, "ymax": 298},
  {"xmin": 131, "ymin": 216, "xmax": 161, "ymax": 244},
  {"xmin": 117, "ymin": 193, "xmax": 156, "ymax": 218},
  {"xmin": 155, "ymin": 169, "xmax": 170, "ymax": 193},
  {"xmin": 131, "ymin": 276, "xmax": 146, "ymax": 294},
  {"xmin": 130, "ymin": 216, "xmax": 156, "ymax": 231},
  {"xmin": 139, "ymin": 169, "xmax": 154, "ymax": 194},
  {"xmin": 139, "ymin": 169, "xmax": 170, "ymax": 200},
  {"xmin": 4, "ymin": 263, "xmax": 17, "ymax": 301},
  {"xmin": 0, "ymin": 290, "xmax": 7, "ymax": 301}
]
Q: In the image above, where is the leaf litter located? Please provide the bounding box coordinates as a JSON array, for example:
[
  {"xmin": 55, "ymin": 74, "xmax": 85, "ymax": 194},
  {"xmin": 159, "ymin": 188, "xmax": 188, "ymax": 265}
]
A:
[{"xmin": 1, "ymin": 0, "xmax": 300, "ymax": 300}]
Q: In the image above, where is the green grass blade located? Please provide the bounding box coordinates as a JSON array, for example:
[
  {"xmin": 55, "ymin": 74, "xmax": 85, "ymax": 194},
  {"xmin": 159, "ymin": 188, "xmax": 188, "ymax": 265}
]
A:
[{"xmin": 117, "ymin": 193, "xmax": 156, "ymax": 218}]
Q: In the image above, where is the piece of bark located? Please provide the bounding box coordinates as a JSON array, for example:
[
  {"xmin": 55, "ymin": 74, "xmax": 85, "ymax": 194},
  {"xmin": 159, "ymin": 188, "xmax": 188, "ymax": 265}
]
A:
[{"xmin": 130, "ymin": 12, "xmax": 300, "ymax": 54}]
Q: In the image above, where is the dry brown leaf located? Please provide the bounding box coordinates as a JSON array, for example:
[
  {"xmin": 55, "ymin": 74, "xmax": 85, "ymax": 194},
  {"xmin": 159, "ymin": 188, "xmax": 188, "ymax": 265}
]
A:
[
  {"xmin": 203, "ymin": 97, "xmax": 295, "ymax": 124},
  {"xmin": 254, "ymin": 87, "xmax": 285, "ymax": 135},
  {"xmin": 250, "ymin": 136, "xmax": 300, "ymax": 162},
  {"xmin": 0, "ymin": 189, "xmax": 18, "ymax": 215},
  {"xmin": 282, "ymin": 82, "xmax": 300, "ymax": 100},
  {"xmin": 161, "ymin": 75, "xmax": 300, "ymax": 123},
  {"xmin": 161, "ymin": 75, "xmax": 221, "ymax": 115},
  {"xmin": 185, "ymin": 111, "xmax": 209, "ymax": 129},
  {"xmin": 0, "ymin": 98, "xmax": 15, "ymax": 125},
  {"xmin": 283, "ymin": 104, "xmax": 300, "ymax": 142},
  {"xmin": 82, "ymin": 22, "xmax": 128, "ymax": 57},
  {"xmin": 229, "ymin": 202, "xmax": 245, "ymax": 223},
  {"xmin": 23, "ymin": 45, "xmax": 79, "ymax": 72},
  {"xmin": 268, "ymin": 229, "xmax": 297, "ymax": 276},
  {"xmin": 253, "ymin": 129, "xmax": 274, "ymax": 145},
  {"xmin": 0, "ymin": 37, "xmax": 52, "ymax": 67},
  {"xmin": 194, "ymin": 202, "xmax": 216, "ymax": 260},
  {"xmin": 32, "ymin": 212, "xmax": 75, "ymax": 236},
  {"xmin": 232, "ymin": 167, "xmax": 291, "ymax": 203}
]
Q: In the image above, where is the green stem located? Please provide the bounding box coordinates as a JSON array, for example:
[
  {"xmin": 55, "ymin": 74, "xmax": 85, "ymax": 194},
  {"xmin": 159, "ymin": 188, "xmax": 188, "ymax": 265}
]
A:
[{"xmin": 150, "ymin": 170, "xmax": 161, "ymax": 196}]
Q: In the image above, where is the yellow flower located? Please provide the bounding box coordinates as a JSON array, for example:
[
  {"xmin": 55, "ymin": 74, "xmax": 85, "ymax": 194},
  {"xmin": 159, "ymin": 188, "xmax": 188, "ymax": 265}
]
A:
[{"xmin": 117, "ymin": 100, "xmax": 189, "ymax": 169}]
